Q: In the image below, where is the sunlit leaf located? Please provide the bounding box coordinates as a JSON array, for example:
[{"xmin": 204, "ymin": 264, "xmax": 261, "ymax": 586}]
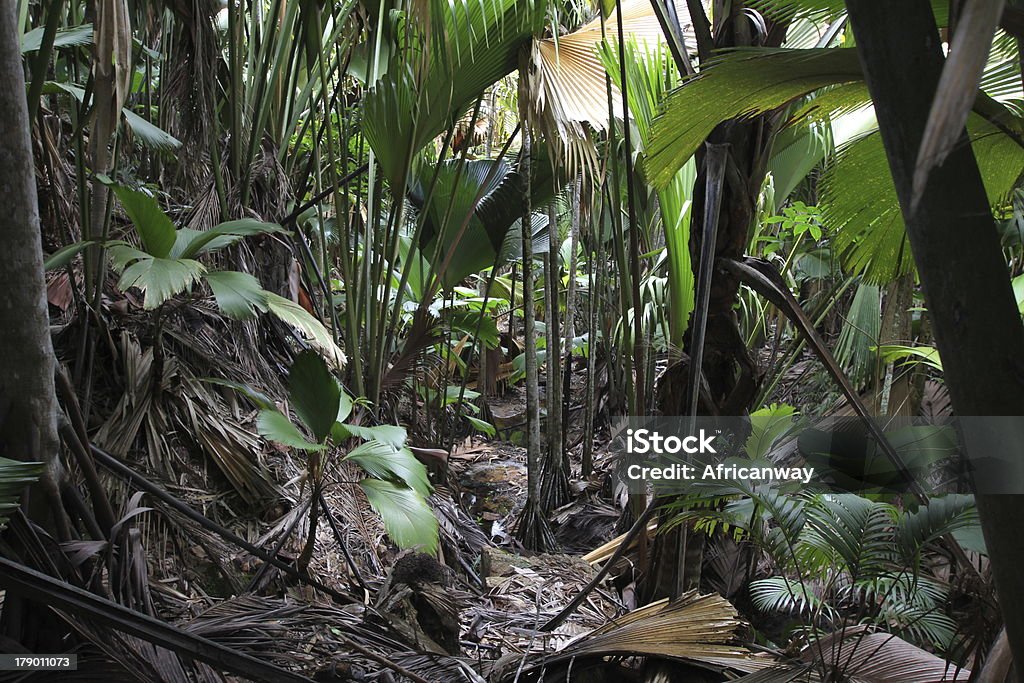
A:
[
  {"xmin": 116, "ymin": 255, "xmax": 206, "ymax": 309},
  {"xmin": 339, "ymin": 424, "xmax": 407, "ymax": 449},
  {"xmin": 345, "ymin": 441, "xmax": 431, "ymax": 496},
  {"xmin": 360, "ymin": 479, "xmax": 438, "ymax": 552},
  {"xmin": 466, "ymin": 415, "xmax": 496, "ymax": 437},
  {"xmin": 264, "ymin": 292, "xmax": 346, "ymax": 367}
]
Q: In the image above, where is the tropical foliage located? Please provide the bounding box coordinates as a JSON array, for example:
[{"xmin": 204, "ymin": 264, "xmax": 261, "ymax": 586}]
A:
[{"xmin": 2, "ymin": 0, "xmax": 1020, "ymax": 679}]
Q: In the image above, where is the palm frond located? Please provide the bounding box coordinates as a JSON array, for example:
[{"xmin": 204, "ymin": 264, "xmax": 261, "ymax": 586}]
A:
[
  {"xmin": 826, "ymin": 113, "xmax": 1024, "ymax": 283},
  {"xmin": 520, "ymin": 591, "xmax": 770, "ymax": 673},
  {"xmin": 834, "ymin": 282, "xmax": 881, "ymax": 388},
  {"xmin": 807, "ymin": 629, "xmax": 970, "ymax": 682},
  {"xmin": 359, "ymin": 478, "xmax": 439, "ymax": 553},
  {"xmin": 529, "ymin": 0, "xmax": 698, "ymax": 176},
  {"xmin": 265, "ymin": 293, "xmax": 347, "ymax": 367},
  {"xmin": 895, "ymin": 495, "xmax": 979, "ymax": 566},
  {"xmin": 801, "ymin": 493, "xmax": 896, "ymax": 579},
  {"xmin": 749, "ymin": 0, "xmax": 950, "ymax": 24},
  {"xmin": 645, "ymin": 48, "xmax": 864, "ymax": 188},
  {"xmin": 364, "ymin": 0, "xmax": 542, "ymax": 187},
  {"xmin": 750, "ymin": 576, "xmax": 835, "ymax": 621}
]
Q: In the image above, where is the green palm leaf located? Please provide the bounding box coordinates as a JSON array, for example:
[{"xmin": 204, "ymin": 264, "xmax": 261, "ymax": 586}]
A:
[
  {"xmin": 750, "ymin": 576, "xmax": 834, "ymax": 620},
  {"xmin": 344, "ymin": 441, "xmax": 431, "ymax": 496},
  {"xmin": 173, "ymin": 219, "xmax": 285, "ymax": 259},
  {"xmin": 104, "ymin": 181, "xmax": 177, "ymax": 258},
  {"xmin": 114, "ymin": 252, "xmax": 206, "ymax": 310},
  {"xmin": 122, "ymin": 109, "xmax": 183, "ymax": 151},
  {"xmin": 363, "ymin": 0, "xmax": 542, "ymax": 187},
  {"xmin": 256, "ymin": 409, "xmax": 326, "ymax": 451},
  {"xmin": 413, "ymin": 158, "xmax": 511, "ymax": 286},
  {"xmin": 802, "ymin": 493, "xmax": 896, "ymax": 579},
  {"xmin": 826, "ymin": 113, "xmax": 1024, "ymax": 283},
  {"xmin": 264, "ymin": 293, "xmax": 347, "ymax": 367},
  {"xmin": 749, "ymin": 0, "xmax": 950, "ymax": 23},
  {"xmin": 359, "ymin": 478, "xmax": 438, "ymax": 552},
  {"xmin": 204, "ymin": 271, "xmax": 269, "ymax": 320},
  {"xmin": 287, "ymin": 351, "xmax": 341, "ymax": 444},
  {"xmin": 896, "ymin": 495, "xmax": 980, "ymax": 565},
  {"xmin": 338, "ymin": 424, "xmax": 408, "ymax": 449},
  {"xmin": 645, "ymin": 48, "xmax": 863, "ymax": 188}
]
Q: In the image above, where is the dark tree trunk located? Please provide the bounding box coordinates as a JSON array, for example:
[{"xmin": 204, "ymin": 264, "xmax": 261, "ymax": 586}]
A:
[
  {"xmin": 643, "ymin": 2, "xmax": 781, "ymax": 603},
  {"xmin": 0, "ymin": 0, "xmax": 69, "ymax": 540},
  {"xmin": 846, "ymin": 0, "xmax": 1024, "ymax": 670}
]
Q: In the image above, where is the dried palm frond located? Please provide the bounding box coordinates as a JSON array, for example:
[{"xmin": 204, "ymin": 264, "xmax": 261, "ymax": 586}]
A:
[
  {"xmin": 581, "ymin": 521, "xmax": 657, "ymax": 564},
  {"xmin": 392, "ymin": 652, "xmax": 486, "ymax": 682},
  {"xmin": 93, "ymin": 331, "xmax": 280, "ymax": 506},
  {"xmin": 496, "ymin": 590, "xmax": 771, "ymax": 680},
  {"xmin": 810, "ymin": 629, "xmax": 971, "ymax": 683},
  {"xmin": 558, "ymin": 591, "xmax": 767, "ymax": 669},
  {"xmin": 184, "ymin": 593, "xmax": 480, "ymax": 680},
  {"xmin": 733, "ymin": 628, "xmax": 972, "ymax": 683},
  {"xmin": 527, "ymin": 0, "xmax": 699, "ymax": 177},
  {"xmin": 93, "ymin": 331, "xmax": 158, "ymax": 461},
  {"xmin": 176, "ymin": 375, "xmax": 280, "ymax": 505}
]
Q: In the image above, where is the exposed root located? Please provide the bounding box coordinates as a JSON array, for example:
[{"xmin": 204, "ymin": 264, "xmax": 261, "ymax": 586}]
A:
[{"xmin": 514, "ymin": 499, "xmax": 556, "ymax": 552}]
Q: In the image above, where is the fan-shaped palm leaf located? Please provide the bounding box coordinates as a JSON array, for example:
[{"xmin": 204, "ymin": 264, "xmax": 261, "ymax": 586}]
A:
[{"xmin": 363, "ymin": 0, "xmax": 543, "ymax": 187}]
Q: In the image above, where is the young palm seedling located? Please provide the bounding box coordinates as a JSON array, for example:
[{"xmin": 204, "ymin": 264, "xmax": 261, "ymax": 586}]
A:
[{"xmin": 224, "ymin": 351, "xmax": 438, "ymax": 571}]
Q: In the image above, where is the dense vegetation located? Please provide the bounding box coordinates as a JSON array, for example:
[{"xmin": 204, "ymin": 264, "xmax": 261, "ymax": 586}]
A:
[{"xmin": 2, "ymin": 0, "xmax": 1024, "ymax": 680}]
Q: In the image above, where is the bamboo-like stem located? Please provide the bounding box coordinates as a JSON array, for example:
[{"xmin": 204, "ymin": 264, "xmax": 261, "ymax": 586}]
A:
[
  {"xmin": 542, "ymin": 201, "xmax": 569, "ymax": 508},
  {"xmin": 515, "ymin": 49, "xmax": 554, "ymax": 551}
]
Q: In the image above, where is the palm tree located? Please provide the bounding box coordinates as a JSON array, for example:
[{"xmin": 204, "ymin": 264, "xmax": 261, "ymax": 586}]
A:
[
  {"xmin": 845, "ymin": 0, "xmax": 1024, "ymax": 666},
  {"xmin": 639, "ymin": 0, "xmax": 1024, "ymax": 603}
]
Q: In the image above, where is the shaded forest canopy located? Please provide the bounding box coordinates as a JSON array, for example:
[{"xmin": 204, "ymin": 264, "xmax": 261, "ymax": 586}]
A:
[{"xmin": 2, "ymin": 0, "xmax": 1024, "ymax": 681}]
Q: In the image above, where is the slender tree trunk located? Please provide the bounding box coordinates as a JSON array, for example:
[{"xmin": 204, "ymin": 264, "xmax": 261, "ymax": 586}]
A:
[
  {"xmin": 0, "ymin": 1, "xmax": 69, "ymax": 540},
  {"xmin": 542, "ymin": 203, "xmax": 569, "ymax": 508},
  {"xmin": 846, "ymin": 0, "xmax": 1024, "ymax": 670},
  {"xmin": 878, "ymin": 273, "xmax": 916, "ymax": 416},
  {"xmin": 515, "ymin": 50, "xmax": 554, "ymax": 550},
  {"xmin": 582, "ymin": 190, "xmax": 600, "ymax": 478},
  {"xmin": 561, "ymin": 178, "xmax": 581, "ymax": 467}
]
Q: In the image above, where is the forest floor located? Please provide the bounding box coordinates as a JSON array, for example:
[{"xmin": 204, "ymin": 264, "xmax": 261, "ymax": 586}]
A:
[
  {"xmin": 53, "ymin": 287, "xmax": 863, "ymax": 680},
  {"xmin": 57, "ymin": 288, "xmax": 647, "ymax": 680}
]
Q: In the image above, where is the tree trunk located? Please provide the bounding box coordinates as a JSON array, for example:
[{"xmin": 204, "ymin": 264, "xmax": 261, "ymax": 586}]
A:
[
  {"xmin": 515, "ymin": 50, "xmax": 554, "ymax": 551},
  {"xmin": 846, "ymin": 0, "xmax": 1024, "ymax": 670},
  {"xmin": 644, "ymin": 1, "xmax": 780, "ymax": 603},
  {"xmin": 0, "ymin": 0, "xmax": 69, "ymax": 541},
  {"xmin": 542, "ymin": 202, "xmax": 569, "ymax": 509}
]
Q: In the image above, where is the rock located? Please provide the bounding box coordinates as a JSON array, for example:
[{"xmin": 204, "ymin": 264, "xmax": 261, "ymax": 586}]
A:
[{"xmin": 459, "ymin": 460, "xmax": 526, "ymax": 518}]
